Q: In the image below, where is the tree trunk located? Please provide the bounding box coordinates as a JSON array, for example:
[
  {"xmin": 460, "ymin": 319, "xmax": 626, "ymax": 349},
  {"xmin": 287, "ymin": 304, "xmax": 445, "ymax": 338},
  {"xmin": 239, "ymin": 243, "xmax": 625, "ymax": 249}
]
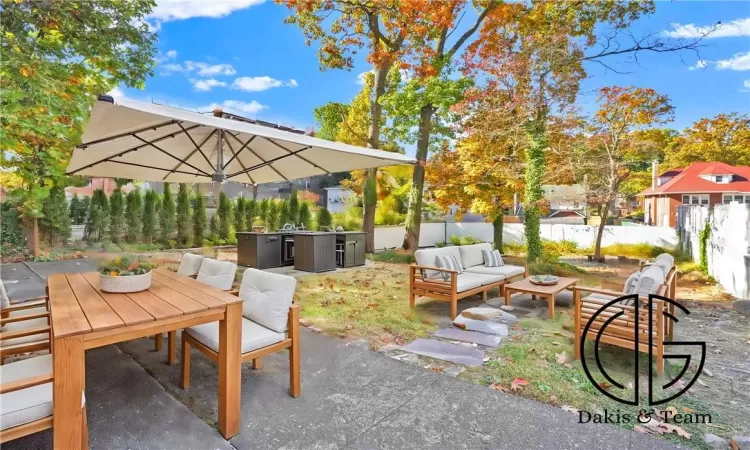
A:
[
  {"xmin": 593, "ymin": 198, "xmax": 612, "ymax": 260},
  {"xmin": 492, "ymin": 214, "xmax": 503, "ymax": 250},
  {"xmin": 523, "ymin": 119, "xmax": 547, "ymax": 262},
  {"xmin": 28, "ymin": 218, "xmax": 40, "ymax": 258},
  {"xmin": 402, "ymin": 105, "xmax": 435, "ymax": 252},
  {"xmin": 363, "ymin": 65, "xmax": 390, "ymax": 253}
]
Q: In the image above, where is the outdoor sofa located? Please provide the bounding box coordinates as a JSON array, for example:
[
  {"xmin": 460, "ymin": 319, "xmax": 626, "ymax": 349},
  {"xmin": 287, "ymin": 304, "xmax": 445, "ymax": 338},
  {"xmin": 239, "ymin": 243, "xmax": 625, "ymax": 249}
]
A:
[{"xmin": 410, "ymin": 243, "xmax": 527, "ymax": 318}]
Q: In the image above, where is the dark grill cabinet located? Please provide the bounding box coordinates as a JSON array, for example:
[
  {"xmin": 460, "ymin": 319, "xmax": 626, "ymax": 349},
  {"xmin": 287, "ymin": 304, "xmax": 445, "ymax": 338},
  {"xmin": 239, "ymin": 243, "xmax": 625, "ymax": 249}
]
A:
[
  {"xmin": 336, "ymin": 232, "xmax": 366, "ymax": 268},
  {"xmin": 293, "ymin": 233, "xmax": 336, "ymax": 273},
  {"xmin": 237, "ymin": 232, "xmax": 282, "ymax": 269}
]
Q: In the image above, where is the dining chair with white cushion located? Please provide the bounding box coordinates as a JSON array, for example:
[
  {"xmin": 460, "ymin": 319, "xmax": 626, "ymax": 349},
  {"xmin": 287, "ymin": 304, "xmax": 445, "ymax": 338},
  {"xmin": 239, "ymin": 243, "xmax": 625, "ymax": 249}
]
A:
[{"xmin": 176, "ymin": 253, "xmax": 205, "ymax": 278}]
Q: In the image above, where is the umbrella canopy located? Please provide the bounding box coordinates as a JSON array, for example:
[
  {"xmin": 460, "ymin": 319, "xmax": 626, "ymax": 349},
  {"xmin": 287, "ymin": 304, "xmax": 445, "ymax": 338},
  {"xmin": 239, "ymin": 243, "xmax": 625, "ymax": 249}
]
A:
[{"xmin": 66, "ymin": 96, "xmax": 415, "ymax": 184}]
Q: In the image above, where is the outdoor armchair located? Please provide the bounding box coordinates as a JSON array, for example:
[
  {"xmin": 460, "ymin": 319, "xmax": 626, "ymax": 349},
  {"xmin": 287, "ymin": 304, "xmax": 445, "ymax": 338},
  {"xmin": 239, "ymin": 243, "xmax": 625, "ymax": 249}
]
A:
[
  {"xmin": 156, "ymin": 258, "xmax": 238, "ymax": 363},
  {"xmin": 180, "ymin": 268, "xmax": 301, "ymax": 398},
  {"xmin": 0, "ymin": 354, "xmax": 88, "ymax": 446},
  {"xmin": 176, "ymin": 253, "xmax": 205, "ymax": 278}
]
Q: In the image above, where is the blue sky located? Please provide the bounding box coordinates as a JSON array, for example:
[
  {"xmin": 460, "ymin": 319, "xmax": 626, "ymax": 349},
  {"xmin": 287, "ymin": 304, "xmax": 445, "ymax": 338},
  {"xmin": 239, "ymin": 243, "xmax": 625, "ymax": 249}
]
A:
[{"xmin": 115, "ymin": 0, "xmax": 750, "ymax": 156}]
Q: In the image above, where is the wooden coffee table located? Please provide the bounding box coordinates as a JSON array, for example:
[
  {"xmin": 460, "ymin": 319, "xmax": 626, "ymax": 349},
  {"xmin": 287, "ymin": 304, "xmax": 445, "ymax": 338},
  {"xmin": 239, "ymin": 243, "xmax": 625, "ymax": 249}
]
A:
[{"xmin": 504, "ymin": 276, "xmax": 578, "ymax": 319}]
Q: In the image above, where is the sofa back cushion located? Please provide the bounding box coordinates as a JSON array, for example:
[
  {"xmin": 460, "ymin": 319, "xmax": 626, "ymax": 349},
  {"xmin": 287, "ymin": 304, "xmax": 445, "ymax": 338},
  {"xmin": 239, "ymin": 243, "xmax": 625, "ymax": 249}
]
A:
[
  {"xmin": 458, "ymin": 243, "xmax": 492, "ymax": 269},
  {"xmin": 196, "ymin": 259, "xmax": 237, "ymax": 291},
  {"xmin": 633, "ymin": 266, "xmax": 665, "ymax": 296},
  {"xmin": 655, "ymin": 253, "xmax": 674, "ymax": 267},
  {"xmin": 240, "ymin": 268, "xmax": 296, "ymax": 333},
  {"xmin": 415, "ymin": 247, "xmax": 462, "ymax": 279}
]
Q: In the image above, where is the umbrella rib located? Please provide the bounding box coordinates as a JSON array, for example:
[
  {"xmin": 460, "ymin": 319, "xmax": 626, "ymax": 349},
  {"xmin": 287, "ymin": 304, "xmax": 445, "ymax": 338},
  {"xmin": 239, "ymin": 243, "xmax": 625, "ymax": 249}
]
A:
[
  {"xmin": 258, "ymin": 136, "xmax": 331, "ymax": 174},
  {"xmin": 221, "ymin": 134, "xmax": 256, "ymax": 184},
  {"xmin": 131, "ymin": 134, "xmax": 211, "ymax": 177},
  {"xmin": 227, "ymin": 146, "xmax": 312, "ymax": 178},
  {"xmin": 67, "ymin": 124, "xmax": 202, "ymax": 175},
  {"xmin": 163, "ymin": 128, "xmax": 217, "ymax": 181},
  {"xmin": 222, "ymin": 135, "xmax": 255, "ymax": 171},
  {"xmin": 77, "ymin": 120, "xmax": 177, "ymax": 149},
  {"xmin": 108, "ymin": 160, "xmax": 206, "ymax": 177},
  {"xmin": 226, "ymin": 132, "xmax": 288, "ymax": 181},
  {"xmin": 179, "ymin": 123, "xmax": 215, "ymax": 169}
]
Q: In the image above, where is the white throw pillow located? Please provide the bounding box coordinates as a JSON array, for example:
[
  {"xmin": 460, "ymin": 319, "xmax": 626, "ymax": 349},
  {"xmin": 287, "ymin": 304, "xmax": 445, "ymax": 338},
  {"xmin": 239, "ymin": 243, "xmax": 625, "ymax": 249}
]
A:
[
  {"xmin": 196, "ymin": 259, "xmax": 237, "ymax": 291},
  {"xmin": 240, "ymin": 268, "xmax": 296, "ymax": 333},
  {"xmin": 482, "ymin": 249, "xmax": 504, "ymax": 267},
  {"xmin": 177, "ymin": 253, "xmax": 204, "ymax": 277}
]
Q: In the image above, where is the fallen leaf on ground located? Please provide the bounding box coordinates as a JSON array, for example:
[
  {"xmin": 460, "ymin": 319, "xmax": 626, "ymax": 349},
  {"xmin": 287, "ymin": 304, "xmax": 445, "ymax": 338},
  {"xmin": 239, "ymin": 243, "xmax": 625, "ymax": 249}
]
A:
[
  {"xmin": 550, "ymin": 395, "xmax": 558, "ymax": 406},
  {"xmin": 541, "ymin": 333, "xmax": 554, "ymax": 337},
  {"xmin": 511, "ymin": 378, "xmax": 528, "ymax": 392},
  {"xmin": 730, "ymin": 439, "xmax": 739, "ymax": 450},
  {"xmin": 345, "ymin": 324, "xmax": 354, "ymax": 330},
  {"xmin": 489, "ymin": 383, "xmax": 509, "ymax": 393},
  {"xmin": 682, "ymin": 406, "xmax": 695, "ymax": 414},
  {"xmin": 633, "ymin": 425, "xmax": 652, "ymax": 435},
  {"xmin": 598, "ymin": 382, "xmax": 613, "ymax": 390},
  {"xmin": 703, "ymin": 368, "xmax": 713, "ymax": 377},
  {"xmin": 658, "ymin": 422, "xmax": 691, "ymax": 439},
  {"xmin": 552, "ymin": 341, "xmax": 561, "ymax": 346},
  {"xmin": 561, "ymin": 405, "xmax": 579, "ymax": 414},
  {"xmin": 697, "ymin": 379, "xmax": 709, "ymax": 388},
  {"xmin": 555, "ymin": 352, "xmax": 568, "ymax": 365}
]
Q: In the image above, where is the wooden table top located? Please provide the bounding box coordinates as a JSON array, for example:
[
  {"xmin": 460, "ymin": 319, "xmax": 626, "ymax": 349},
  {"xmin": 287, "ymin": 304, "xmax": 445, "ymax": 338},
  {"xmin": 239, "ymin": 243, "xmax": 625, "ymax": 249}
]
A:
[
  {"xmin": 49, "ymin": 268, "xmax": 242, "ymax": 338},
  {"xmin": 504, "ymin": 276, "xmax": 578, "ymax": 295}
]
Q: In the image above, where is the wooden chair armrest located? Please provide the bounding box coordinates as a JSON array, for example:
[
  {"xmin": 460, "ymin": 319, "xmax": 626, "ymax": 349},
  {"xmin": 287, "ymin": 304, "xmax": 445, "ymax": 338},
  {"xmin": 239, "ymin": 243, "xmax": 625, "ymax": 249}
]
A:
[
  {"xmin": 0, "ymin": 311, "xmax": 50, "ymax": 325},
  {"xmin": 3, "ymin": 299, "xmax": 49, "ymax": 313},
  {"xmin": 573, "ymin": 286, "xmax": 625, "ymax": 297},
  {"xmin": 0, "ymin": 373, "xmax": 53, "ymax": 394},
  {"xmin": 228, "ymin": 289, "xmax": 240, "ymax": 296},
  {"xmin": 0, "ymin": 325, "xmax": 51, "ymax": 341},
  {"xmin": 189, "ymin": 274, "xmax": 198, "ymax": 279},
  {"xmin": 287, "ymin": 303, "xmax": 300, "ymax": 330}
]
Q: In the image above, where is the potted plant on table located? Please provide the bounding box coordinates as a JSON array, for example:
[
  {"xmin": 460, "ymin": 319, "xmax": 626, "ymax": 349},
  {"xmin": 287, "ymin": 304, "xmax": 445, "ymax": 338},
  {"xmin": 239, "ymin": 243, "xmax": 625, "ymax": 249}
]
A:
[{"xmin": 99, "ymin": 256, "xmax": 156, "ymax": 293}]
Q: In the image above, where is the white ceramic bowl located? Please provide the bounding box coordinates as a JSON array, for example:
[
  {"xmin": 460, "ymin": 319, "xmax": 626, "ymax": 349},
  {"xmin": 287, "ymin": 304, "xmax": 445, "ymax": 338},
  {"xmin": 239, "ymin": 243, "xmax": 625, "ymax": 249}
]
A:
[{"xmin": 99, "ymin": 271, "xmax": 152, "ymax": 293}]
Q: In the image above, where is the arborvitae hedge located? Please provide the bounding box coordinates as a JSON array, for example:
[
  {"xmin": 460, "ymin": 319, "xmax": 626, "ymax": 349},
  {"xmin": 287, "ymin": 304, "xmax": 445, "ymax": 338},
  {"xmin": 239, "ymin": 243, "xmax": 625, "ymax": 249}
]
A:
[
  {"xmin": 41, "ymin": 186, "xmax": 71, "ymax": 244},
  {"xmin": 193, "ymin": 194, "xmax": 207, "ymax": 246},
  {"xmin": 125, "ymin": 188, "xmax": 142, "ymax": 243},
  {"xmin": 298, "ymin": 202, "xmax": 312, "ymax": 230},
  {"xmin": 108, "ymin": 188, "xmax": 124, "ymax": 243},
  {"xmin": 86, "ymin": 189, "xmax": 109, "ymax": 243},
  {"xmin": 160, "ymin": 183, "xmax": 176, "ymax": 243},
  {"xmin": 176, "ymin": 183, "xmax": 191, "ymax": 247},
  {"xmin": 142, "ymin": 189, "xmax": 156, "ymax": 243},
  {"xmin": 317, "ymin": 206, "xmax": 332, "ymax": 231},
  {"xmin": 217, "ymin": 191, "xmax": 232, "ymax": 240},
  {"xmin": 234, "ymin": 196, "xmax": 246, "ymax": 232}
]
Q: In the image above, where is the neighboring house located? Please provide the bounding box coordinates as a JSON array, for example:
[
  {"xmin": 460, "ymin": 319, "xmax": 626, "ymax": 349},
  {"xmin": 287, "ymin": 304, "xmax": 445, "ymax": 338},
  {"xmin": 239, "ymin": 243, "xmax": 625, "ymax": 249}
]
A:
[
  {"xmin": 65, "ymin": 177, "xmax": 134, "ymax": 199},
  {"xmin": 323, "ymin": 186, "xmax": 354, "ymax": 214},
  {"xmin": 639, "ymin": 162, "xmax": 750, "ymax": 227},
  {"xmin": 542, "ymin": 184, "xmax": 587, "ymax": 224}
]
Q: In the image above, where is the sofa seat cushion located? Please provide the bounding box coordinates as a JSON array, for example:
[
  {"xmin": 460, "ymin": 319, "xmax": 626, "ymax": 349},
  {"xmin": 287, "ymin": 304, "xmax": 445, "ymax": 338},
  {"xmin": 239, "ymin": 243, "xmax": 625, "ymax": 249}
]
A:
[
  {"xmin": 0, "ymin": 354, "xmax": 52, "ymax": 431},
  {"xmin": 240, "ymin": 268, "xmax": 296, "ymax": 333},
  {"xmin": 415, "ymin": 247, "xmax": 462, "ymax": 280},
  {"xmin": 177, "ymin": 253, "xmax": 205, "ymax": 277},
  {"xmin": 585, "ymin": 293, "xmax": 619, "ymax": 303},
  {"xmin": 455, "ymin": 273, "xmax": 503, "ymax": 292},
  {"xmin": 458, "ymin": 243, "xmax": 492, "ymax": 269},
  {"xmin": 185, "ymin": 317, "xmax": 285, "ymax": 354},
  {"xmin": 464, "ymin": 265, "xmax": 525, "ymax": 279},
  {"xmin": 0, "ymin": 310, "xmax": 49, "ymax": 348}
]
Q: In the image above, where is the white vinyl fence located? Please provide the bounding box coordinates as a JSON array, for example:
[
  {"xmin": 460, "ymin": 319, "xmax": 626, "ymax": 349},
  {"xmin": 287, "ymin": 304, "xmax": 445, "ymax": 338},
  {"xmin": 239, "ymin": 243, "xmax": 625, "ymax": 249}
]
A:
[
  {"xmin": 373, "ymin": 222, "xmax": 677, "ymax": 251},
  {"xmin": 677, "ymin": 204, "xmax": 750, "ymax": 299}
]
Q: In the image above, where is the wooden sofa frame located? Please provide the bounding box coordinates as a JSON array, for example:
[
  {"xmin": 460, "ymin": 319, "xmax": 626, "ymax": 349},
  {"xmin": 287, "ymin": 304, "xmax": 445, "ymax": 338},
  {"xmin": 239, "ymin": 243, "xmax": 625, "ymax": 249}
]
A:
[
  {"xmin": 573, "ymin": 266, "xmax": 676, "ymax": 376},
  {"xmin": 409, "ymin": 264, "xmax": 528, "ymax": 319},
  {"xmin": 0, "ymin": 310, "xmax": 88, "ymax": 447},
  {"xmin": 180, "ymin": 299, "xmax": 301, "ymax": 398}
]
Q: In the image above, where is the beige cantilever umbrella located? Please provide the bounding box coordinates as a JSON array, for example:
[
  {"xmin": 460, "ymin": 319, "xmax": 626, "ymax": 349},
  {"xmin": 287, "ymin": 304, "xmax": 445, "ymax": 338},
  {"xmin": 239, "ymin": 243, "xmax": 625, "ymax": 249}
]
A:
[{"xmin": 66, "ymin": 96, "xmax": 415, "ymax": 183}]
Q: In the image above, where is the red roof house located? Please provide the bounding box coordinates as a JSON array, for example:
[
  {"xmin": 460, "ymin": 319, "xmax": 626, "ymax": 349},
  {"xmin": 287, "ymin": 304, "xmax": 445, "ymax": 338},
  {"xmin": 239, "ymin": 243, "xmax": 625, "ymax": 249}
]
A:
[{"xmin": 639, "ymin": 162, "xmax": 750, "ymax": 227}]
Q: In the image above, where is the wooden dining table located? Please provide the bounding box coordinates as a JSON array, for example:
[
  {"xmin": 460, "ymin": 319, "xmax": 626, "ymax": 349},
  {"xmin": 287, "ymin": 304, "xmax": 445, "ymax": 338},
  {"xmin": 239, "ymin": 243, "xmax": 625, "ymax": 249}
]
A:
[{"xmin": 49, "ymin": 268, "xmax": 243, "ymax": 449}]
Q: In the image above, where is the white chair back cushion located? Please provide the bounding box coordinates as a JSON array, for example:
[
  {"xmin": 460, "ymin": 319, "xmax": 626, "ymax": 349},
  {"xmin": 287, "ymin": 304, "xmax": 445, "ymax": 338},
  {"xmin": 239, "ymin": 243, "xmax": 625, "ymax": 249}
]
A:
[
  {"xmin": 196, "ymin": 259, "xmax": 237, "ymax": 291},
  {"xmin": 651, "ymin": 258, "xmax": 673, "ymax": 276},
  {"xmin": 458, "ymin": 243, "xmax": 492, "ymax": 269},
  {"xmin": 177, "ymin": 253, "xmax": 205, "ymax": 277},
  {"xmin": 633, "ymin": 266, "xmax": 665, "ymax": 296},
  {"xmin": 0, "ymin": 281, "xmax": 9, "ymax": 310},
  {"xmin": 240, "ymin": 268, "xmax": 296, "ymax": 333},
  {"xmin": 0, "ymin": 354, "xmax": 53, "ymax": 431},
  {"xmin": 414, "ymin": 247, "xmax": 462, "ymax": 279},
  {"xmin": 655, "ymin": 253, "xmax": 674, "ymax": 267}
]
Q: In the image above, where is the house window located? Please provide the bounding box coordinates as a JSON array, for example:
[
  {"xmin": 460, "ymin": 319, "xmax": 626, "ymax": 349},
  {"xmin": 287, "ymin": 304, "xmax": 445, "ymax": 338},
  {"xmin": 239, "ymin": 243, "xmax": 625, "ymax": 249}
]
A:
[
  {"xmin": 682, "ymin": 194, "xmax": 709, "ymax": 205},
  {"xmin": 715, "ymin": 175, "xmax": 723, "ymax": 183},
  {"xmin": 723, "ymin": 194, "xmax": 750, "ymax": 204}
]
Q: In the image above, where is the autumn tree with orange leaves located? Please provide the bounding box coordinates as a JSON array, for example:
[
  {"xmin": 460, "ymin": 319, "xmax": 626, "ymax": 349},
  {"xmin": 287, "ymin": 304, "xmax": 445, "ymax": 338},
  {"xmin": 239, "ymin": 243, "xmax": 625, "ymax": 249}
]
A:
[{"xmin": 581, "ymin": 86, "xmax": 674, "ymax": 259}]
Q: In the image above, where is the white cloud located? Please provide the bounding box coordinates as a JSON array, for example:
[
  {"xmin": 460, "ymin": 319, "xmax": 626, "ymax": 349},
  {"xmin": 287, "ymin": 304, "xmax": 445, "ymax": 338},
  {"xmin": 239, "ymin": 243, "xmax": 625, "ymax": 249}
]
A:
[
  {"xmin": 716, "ymin": 51, "xmax": 750, "ymax": 71},
  {"xmin": 161, "ymin": 61, "xmax": 236, "ymax": 76},
  {"xmin": 191, "ymin": 78, "xmax": 227, "ymax": 92},
  {"xmin": 106, "ymin": 86, "xmax": 125, "ymax": 98},
  {"xmin": 743, "ymin": 80, "xmax": 750, "ymax": 91},
  {"xmin": 231, "ymin": 76, "xmax": 297, "ymax": 92},
  {"xmin": 664, "ymin": 17, "xmax": 750, "ymax": 39},
  {"xmin": 688, "ymin": 60, "xmax": 709, "ymax": 71},
  {"xmin": 166, "ymin": 50, "xmax": 177, "ymax": 59},
  {"xmin": 148, "ymin": 0, "xmax": 265, "ymax": 25},
  {"xmin": 198, "ymin": 100, "xmax": 267, "ymax": 115}
]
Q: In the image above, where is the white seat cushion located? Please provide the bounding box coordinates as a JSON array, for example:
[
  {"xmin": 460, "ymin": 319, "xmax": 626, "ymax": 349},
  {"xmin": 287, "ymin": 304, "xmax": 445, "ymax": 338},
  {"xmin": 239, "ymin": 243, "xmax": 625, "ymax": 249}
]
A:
[
  {"xmin": 586, "ymin": 293, "xmax": 619, "ymax": 302},
  {"xmin": 185, "ymin": 318, "xmax": 284, "ymax": 354},
  {"xmin": 196, "ymin": 259, "xmax": 237, "ymax": 291},
  {"xmin": 0, "ymin": 308, "xmax": 49, "ymax": 348},
  {"xmin": 464, "ymin": 265, "xmax": 525, "ymax": 279},
  {"xmin": 458, "ymin": 243, "xmax": 492, "ymax": 269},
  {"xmin": 414, "ymin": 247, "xmax": 462, "ymax": 280},
  {"xmin": 177, "ymin": 253, "xmax": 205, "ymax": 277},
  {"xmin": 240, "ymin": 269, "xmax": 296, "ymax": 333},
  {"xmin": 0, "ymin": 281, "xmax": 9, "ymax": 310},
  {"xmin": 455, "ymin": 273, "xmax": 494, "ymax": 292},
  {"xmin": 0, "ymin": 354, "xmax": 52, "ymax": 431}
]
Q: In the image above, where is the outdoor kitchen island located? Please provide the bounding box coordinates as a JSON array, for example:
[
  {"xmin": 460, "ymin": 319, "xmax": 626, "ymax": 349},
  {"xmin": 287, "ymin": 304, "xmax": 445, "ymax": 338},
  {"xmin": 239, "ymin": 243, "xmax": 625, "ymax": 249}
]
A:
[{"xmin": 293, "ymin": 232, "xmax": 337, "ymax": 273}]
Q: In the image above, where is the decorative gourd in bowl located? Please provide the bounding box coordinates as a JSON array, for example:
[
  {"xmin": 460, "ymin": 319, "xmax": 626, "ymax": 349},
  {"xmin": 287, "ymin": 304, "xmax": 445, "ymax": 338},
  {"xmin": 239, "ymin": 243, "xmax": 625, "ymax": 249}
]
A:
[{"xmin": 98, "ymin": 257, "xmax": 156, "ymax": 293}]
